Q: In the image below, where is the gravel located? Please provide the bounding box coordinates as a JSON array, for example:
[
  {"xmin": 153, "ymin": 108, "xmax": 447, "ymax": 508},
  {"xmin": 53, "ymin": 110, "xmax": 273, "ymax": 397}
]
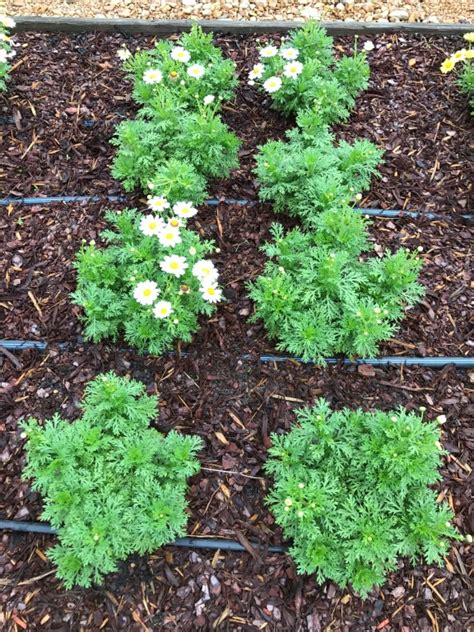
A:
[{"xmin": 7, "ymin": 0, "xmax": 474, "ymax": 25}]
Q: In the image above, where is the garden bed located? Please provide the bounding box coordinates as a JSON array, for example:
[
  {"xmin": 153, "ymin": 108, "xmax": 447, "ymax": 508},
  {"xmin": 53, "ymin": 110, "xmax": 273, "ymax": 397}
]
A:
[
  {"xmin": 0, "ymin": 31, "xmax": 472, "ymax": 217},
  {"xmin": 0, "ymin": 22, "xmax": 473, "ymax": 632},
  {"xmin": 1, "ymin": 348, "xmax": 473, "ymax": 629}
]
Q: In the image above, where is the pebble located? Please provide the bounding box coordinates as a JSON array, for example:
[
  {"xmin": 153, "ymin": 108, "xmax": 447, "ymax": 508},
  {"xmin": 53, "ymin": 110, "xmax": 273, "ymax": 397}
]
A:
[{"xmin": 17, "ymin": 0, "xmax": 451, "ymax": 23}]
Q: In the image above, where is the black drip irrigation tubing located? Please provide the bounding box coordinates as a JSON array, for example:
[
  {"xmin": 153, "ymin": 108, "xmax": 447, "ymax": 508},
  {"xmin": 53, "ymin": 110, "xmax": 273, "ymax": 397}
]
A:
[
  {"xmin": 0, "ymin": 194, "xmax": 472, "ymax": 221},
  {"xmin": 0, "ymin": 520, "xmax": 288, "ymax": 553},
  {"xmin": 1, "ymin": 339, "xmax": 473, "ymax": 367}
]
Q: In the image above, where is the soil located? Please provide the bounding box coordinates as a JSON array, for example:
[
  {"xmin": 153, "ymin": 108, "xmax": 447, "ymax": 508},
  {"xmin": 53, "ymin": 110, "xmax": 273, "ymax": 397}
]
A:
[{"xmin": 0, "ymin": 29, "xmax": 473, "ymax": 632}]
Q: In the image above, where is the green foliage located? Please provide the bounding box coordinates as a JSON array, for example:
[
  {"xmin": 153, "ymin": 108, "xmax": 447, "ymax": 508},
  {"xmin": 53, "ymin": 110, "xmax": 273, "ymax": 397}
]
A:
[
  {"xmin": 458, "ymin": 62, "xmax": 474, "ymax": 115},
  {"xmin": 72, "ymin": 209, "xmax": 221, "ymax": 354},
  {"xmin": 250, "ymin": 21, "xmax": 369, "ymax": 125},
  {"xmin": 21, "ymin": 372, "xmax": 203, "ymax": 588},
  {"xmin": 111, "ymin": 99, "xmax": 239, "ymax": 197},
  {"xmin": 123, "ymin": 23, "xmax": 237, "ymax": 108},
  {"xmin": 265, "ymin": 400, "xmax": 460, "ymax": 596},
  {"xmin": 255, "ymin": 112, "xmax": 383, "ymax": 227},
  {"xmin": 0, "ymin": 16, "xmax": 15, "ymax": 93},
  {"xmin": 113, "ymin": 23, "xmax": 239, "ymax": 202},
  {"xmin": 247, "ymin": 209, "xmax": 424, "ymax": 362}
]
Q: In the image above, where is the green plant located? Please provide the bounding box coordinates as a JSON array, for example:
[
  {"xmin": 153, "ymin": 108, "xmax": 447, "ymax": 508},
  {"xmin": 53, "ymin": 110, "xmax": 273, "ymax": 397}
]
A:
[
  {"xmin": 0, "ymin": 15, "xmax": 16, "ymax": 92},
  {"xmin": 111, "ymin": 96, "xmax": 239, "ymax": 198},
  {"xmin": 72, "ymin": 208, "xmax": 223, "ymax": 354},
  {"xmin": 121, "ymin": 23, "xmax": 237, "ymax": 109},
  {"xmin": 248, "ymin": 21, "xmax": 369, "ymax": 125},
  {"xmin": 247, "ymin": 208, "xmax": 424, "ymax": 362},
  {"xmin": 265, "ymin": 399, "xmax": 460, "ymax": 597},
  {"xmin": 440, "ymin": 33, "xmax": 474, "ymax": 115},
  {"xmin": 255, "ymin": 111, "xmax": 383, "ymax": 227},
  {"xmin": 21, "ymin": 372, "xmax": 203, "ymax": 588}
]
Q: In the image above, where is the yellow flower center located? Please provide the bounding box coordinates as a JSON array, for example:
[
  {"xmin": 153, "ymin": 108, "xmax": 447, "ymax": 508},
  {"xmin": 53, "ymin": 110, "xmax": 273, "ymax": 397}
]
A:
[
  {"xmin": 208, "ymin": 287, "xmax": 215, "ymax": 295},
  {"xmin": 170, "ymin": 70, "xmax": 178, "ymax": 77},
  {"xmin": 170, "ymin": 261, "xmax": 179, "ymax": 269},
  {"xmin": 170, "ymin": 219, "xmax": 179, "ymax": 227},
  {"xmin": 149, "ymin": 222, "xmax": 156, "ymax": 230},
  {"xmin": 143, "ymin": 288, "xmax": 152, "ymax": 297},
  {"xmin": 161, "ymin": 307, "xmax": 168, "ymax": 314},
  {"xmin": 165, "ymin": 233, "xmax": 173, "ymax": 240}
]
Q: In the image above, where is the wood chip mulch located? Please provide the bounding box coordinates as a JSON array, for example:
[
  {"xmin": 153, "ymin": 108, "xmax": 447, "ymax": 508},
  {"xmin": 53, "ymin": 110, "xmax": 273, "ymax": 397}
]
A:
[{"xmin": 0, "ymin": 29, "xmax": 473, "ymax": 632}]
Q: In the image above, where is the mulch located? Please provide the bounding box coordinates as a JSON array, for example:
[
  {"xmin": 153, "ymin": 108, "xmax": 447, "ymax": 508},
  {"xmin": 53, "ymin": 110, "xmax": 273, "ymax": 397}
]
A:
[{"xmin": 0, "ymin": 28, "xmax": 473, "ymax": 632}]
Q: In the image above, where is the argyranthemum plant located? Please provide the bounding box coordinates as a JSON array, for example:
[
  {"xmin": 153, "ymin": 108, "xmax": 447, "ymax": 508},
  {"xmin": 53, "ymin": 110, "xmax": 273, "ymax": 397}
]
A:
[
  {"xmin": 111, "ymin": 94, "xmax": 239, "ymax": 200},
  {"xmin": 21, "ymin": 372, "xmax": 203, "ymax": 588},
  {"xmin": 440, "ymin": 33, "xmax": 474, "ymax": 115},
  {"xmin": 247, "ymin": 207, "xmax": 424, "ymax": 363},
  {"xmin": 255, "ymin": 110, "xmax": 383, "ymax": 227},
  {"xmin": 265, "ymin": 399, "xmax": 460, "ymax": 597},
  {"xmin": 249, "ymin": 21, "xmax": 369, "ymax": 125},
  {"xmin": 0, "ymin": 15, "xmax": 16, "ymax": 92},
  {"xmin": 120, "ymin": 22, "xmax": 237, "ymax": 109},
  {"xmin": 72, "ymin": 207, "xmax": 223, "ymax": 354}
]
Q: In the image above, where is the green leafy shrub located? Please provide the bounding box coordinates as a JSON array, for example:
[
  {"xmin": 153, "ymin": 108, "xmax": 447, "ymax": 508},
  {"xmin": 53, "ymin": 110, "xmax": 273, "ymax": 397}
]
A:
[
  {"xmin": 265, "ymin": 399, "xmax": 459, "ymax": 597},
  {"xmin": 458, "ymin": 62, "xmax": 474, "ymax": 115},
  {"xmin": 111, "ymin": 96, "xmax": 239, "ymax": 197},
  {"xmin": 21, "ymin": 372, "xmax": 203, "ymax": 588},
  {"xmin": 0, "ymin": 15, "xmax": 16, "ymax": 92},
  {"xmin": 72, "ymin": 208, "xmax": 223, "ymax": 354},
  {"xmin": 113, "ymin": 24, "xmax": 240, "ymax": 202},
  {"xmin": 248, "ymin": 21, "xmax": 369, "ymax": 124},
  {"xmin": 255, "ymin": 111, "xmax": 383, "ymax": 227},
  {"xmin": 120, "ymin": 22, "xmax": 237, "ymax": 108},
  {"xmin": 247, "ymin": 208, "xmax": 424, "ymax": 362}
]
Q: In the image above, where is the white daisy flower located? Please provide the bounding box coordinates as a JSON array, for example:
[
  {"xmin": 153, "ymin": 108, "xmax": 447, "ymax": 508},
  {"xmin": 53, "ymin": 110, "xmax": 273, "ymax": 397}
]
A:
[
  {"xmin": 260, "ymin": 45, "xmax": 278, "ymax": 58},
  {"xmin": 263, "ymin": 76, "xmax": 282, "ymax": 93},
  {"xmin": 280, "ymin": 47, "xmax": 299, "ymax": 60},
  {"xmin": 167, "ymin": 217, "xmax": 183, "ymax": 229},
  {"xmin": 153, "ymin": 300, "xmax": 173, "ymax": 319},
  {"xmin": 200, "ymin": 284, "xmax": 222, "ymax": 303},
  {"xmin": 133, "ymin": 280, "xmax": 160, "ymax": 306},
  {"xmin": 0, "ymin": 49, "xmax": 7, "ymax": 64},
  {"xmin": 173, "ymin": 201, "xmax": 198, "ymax": 219},
  {"xmin": 143, "ymin": 68, "xmax": 163, "ymax": 84},
  {"xmin": 160, "ymin": 254, "xmax": 188, "ymax": 277},
  {"xmin": 117, "ymin": 48, "xmax": 132, "ymax": 61},
  {"xmin": 192, "ymin": 259, "xmax": 219, "ymax": 283},
  {"xmin": 283, "ymin": 61, "xmax": 304, "ymax": 78},
  {"xmin": 187, "ymin": 63, "xmax": 205, "ymax": 79},
  {"xmin": 248, "ymin": 63, "xmax": 265, "ymax": 80},
  {"xmin": 139, "ymin": 214, "xmax": 164, "ymax": 237},
  {"xmin": 2, "ymin": 16, "xmax": 16, "ymax": 28},
  {"xmin": 158, "ymin": 226, "xmax": 181, "ymax": 248},
  {"xmin": 203, "ymin": 94, "xmax": 215, "ymax": 105},
  {"xmin": 171, "ymin": 46, "xmax": 191, "ymax": 63},
  {"xmin": 147, "ymin": 196, "xmax": 170, "ymax": 213}
]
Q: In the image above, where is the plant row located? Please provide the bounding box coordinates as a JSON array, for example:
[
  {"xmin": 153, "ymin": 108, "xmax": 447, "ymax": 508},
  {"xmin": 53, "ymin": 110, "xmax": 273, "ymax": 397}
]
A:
[{"xmin": 0, "ymin": 14, "xmax": 15, "ymax": 92}]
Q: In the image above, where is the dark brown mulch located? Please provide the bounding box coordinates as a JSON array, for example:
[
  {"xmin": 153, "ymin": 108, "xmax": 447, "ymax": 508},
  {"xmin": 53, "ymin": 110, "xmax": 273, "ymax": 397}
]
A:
[
  {"xmin": 1, "ymin": 199, "xmax": 472, "ymax": 356},
  {"xmin": 0, "ymin": 32, "xmax": 472, "ymax": 217},
  {"xmin": 0, "ymin": 28, "xmax": 473, "ymax": 632},
  {"xmin": 0, "ymin": 347, "xmax": 473, "ymax": 630}
]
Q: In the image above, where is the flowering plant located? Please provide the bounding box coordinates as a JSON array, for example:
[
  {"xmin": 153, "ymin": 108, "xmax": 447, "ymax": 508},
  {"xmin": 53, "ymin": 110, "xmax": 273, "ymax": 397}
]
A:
[
  {"xmin": 255, "ymin": 110, "xmax": 383, "ymax": 227},
  {"xmin": 440, "ymin": 33, "xmax": 474, "ymax": 114},
  {"xmin": 0, "ymin": 15, "xmax": 16, "ymax": 92},
  {"xmin": 247, "ymin": 207, "xmax": 424, "ymax": 363},
  {"xmin": 120, "ymin": 23, "xmax": 237, "ymax": 109},
  {"xmin": 111, "ymin": 95, "xmax": 239, "ymax": 200},
  {"xmin": 248, "ymin": 21, "xmax": 369, "ymax": 125},
  {"xmin": 21, "ymin": 372, "xmax": 203, "ymax": 588},
  {"xmin": 265, "ymin": 399, "xmax": 459, "ymax": 596},
  {"xmin": 72, "ymin": 207, "xmax": 223, "ymax": 354}
]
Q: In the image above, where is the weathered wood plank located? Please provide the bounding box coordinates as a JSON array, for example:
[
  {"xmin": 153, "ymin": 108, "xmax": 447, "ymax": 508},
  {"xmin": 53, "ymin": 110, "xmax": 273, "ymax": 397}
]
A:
[{"xmin": 12, "ymin": 16, "xmax": 474, "ymax": 36}]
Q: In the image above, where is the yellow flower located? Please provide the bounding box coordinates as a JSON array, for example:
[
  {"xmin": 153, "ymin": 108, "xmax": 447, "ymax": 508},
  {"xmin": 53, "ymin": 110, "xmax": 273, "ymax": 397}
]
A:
[
  {"xmin": 463, "ymin": 32, "xmax": 474, "ymax": 43},
  {"xmin": 440, "ymin": 58, "xmax": 455, "ymax": 74},
  {"xmin": 452, "ymin": 49, "xmax": 467, "ymax": 62},
  {"xmin": 465, "ymin": 49, "xmax": 474, "ymax": 59}
]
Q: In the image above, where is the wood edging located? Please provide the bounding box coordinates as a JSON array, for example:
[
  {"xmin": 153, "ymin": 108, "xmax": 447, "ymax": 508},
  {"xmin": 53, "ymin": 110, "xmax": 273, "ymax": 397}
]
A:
[{"xmin": 12, "ymin": 16, "xmax": 474, "ymax": 36}]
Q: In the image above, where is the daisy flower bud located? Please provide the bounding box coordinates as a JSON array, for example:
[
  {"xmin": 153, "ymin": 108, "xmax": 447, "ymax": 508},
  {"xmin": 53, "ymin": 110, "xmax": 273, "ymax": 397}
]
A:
[
  {"xmin": 189, "ymin": 247, "xmax": 197, "ymax": 256},
  {"xmin": 436, "ymin": 414, "xmax": 447, "ymax": 424},
  {"xmin": 284, "ymin": 498, "xmax": 293, "ymax": 506}
]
